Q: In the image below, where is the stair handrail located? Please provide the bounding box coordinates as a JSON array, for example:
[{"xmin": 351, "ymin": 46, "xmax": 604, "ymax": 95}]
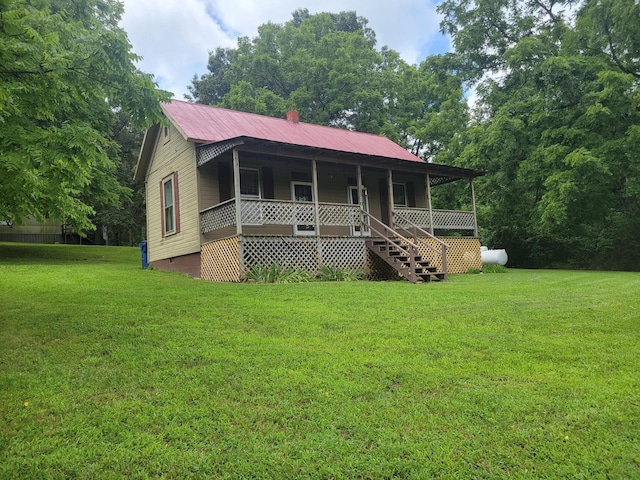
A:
[
  {"xmin": 393, "ymin": 210, "xmax": 449, "ymax": 280},
  {"xmin": 360, "ymin": 209, "xmax": 418, "ymax": 282}
]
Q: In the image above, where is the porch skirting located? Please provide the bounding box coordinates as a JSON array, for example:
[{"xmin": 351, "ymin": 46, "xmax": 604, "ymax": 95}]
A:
[{"xmin": 201, "ymin": 235, "xmax": 482, "ymax": 282}]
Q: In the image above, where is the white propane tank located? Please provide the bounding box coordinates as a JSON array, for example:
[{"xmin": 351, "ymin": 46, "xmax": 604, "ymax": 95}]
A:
[{"xmin": 481, "ymin": 247, "xmax": 508, "ymax": 266}]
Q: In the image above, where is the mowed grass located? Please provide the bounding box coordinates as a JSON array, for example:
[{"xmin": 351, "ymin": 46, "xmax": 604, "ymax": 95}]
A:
[{"xmin": 0, "ymin": 243, "xmax": 638, "ymax": 479}]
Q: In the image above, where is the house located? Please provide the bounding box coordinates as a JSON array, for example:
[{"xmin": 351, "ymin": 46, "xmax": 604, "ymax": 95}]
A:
[
  {"xmin": 134, "ymin": 100, "xmax": 484, "ymax": 282},
  {"xmin": 0, "ymin": 217, "xmax": 79, "ymax": 244}
]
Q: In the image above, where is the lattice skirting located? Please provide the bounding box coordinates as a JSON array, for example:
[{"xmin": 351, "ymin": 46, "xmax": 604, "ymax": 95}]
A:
[
  {"xmin": 201, "ymin": 236, "xmax": 242, "ymax": 282},
  {"xmin": 201, "ymin": 235, "xmax": 481, "ymax": 282},
  {"xmin": 417, "ymin": 237, "xmax": 482, "ymax": 274},
  {"xmin": 240, "ymin": 236, "xmax": 371, "ymax": 278}
]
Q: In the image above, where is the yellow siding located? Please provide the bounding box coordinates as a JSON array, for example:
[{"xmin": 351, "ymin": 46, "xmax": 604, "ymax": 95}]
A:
[
  {"xmin": 146, "ymin": 123, "xmax": 200, "ymax": 263},
  {"xmin": 198, "ymin": 162, "xmax": 219, "ymax": 211}
]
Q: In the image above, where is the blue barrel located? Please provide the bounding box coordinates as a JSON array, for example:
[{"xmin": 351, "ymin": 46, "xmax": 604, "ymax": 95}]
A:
[{"xmin": 138, "ymin": 241, "xmax": 148, "ymax": 269}]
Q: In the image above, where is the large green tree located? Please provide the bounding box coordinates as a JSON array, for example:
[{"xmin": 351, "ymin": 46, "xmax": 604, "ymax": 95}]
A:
[
  {"xmin": 0, "ymin": 0, "xmax": 169, "ymax": 233},
  {"xmin": 189, "ymin": 9, "xmax": 469, "ymax": 163},
  {"xmin": 439, "ymin": 0, "xmax": 640, "ymax": 269}
]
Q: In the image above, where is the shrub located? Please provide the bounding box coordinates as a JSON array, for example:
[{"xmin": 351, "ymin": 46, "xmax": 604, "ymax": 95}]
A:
[
  {"xmin": 245, "ymin": 264, "xmax": 311, "ymax": 283},
  {"xmin": 483, "ymin": 264, "xmax": 508, "ymax": 273},
  {"xmin": 317, "ymin": 265, "xmax": 364, "ymax": 281}
]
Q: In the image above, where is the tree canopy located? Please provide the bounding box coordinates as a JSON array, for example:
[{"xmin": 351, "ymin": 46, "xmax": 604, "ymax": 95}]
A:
[
  {"xmin": 0, "ymin": 0, "xmax": 170, "ymax": 232},
  {"xmin": 438, "ymin": 0, "xmax": 640, "ymax": 269},
  {"xmin": 189, "ymin": 9, "xmax": 469, "ymax": 162}
]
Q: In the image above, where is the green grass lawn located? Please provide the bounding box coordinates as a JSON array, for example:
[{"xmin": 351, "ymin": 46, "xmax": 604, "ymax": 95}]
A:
[{"xmin": 1, "ymin": 243, "xmax": 639, "ymax": 479}]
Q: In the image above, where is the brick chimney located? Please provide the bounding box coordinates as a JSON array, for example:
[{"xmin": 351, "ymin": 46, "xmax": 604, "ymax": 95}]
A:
[{"xmin": 286, "ymin": 110, "xmax": 299, "ymax": 123}]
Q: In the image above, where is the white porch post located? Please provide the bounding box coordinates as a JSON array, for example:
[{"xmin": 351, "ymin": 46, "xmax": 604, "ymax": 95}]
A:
[
  {"xmin": 356, "ymin": 165, "xmax": 363, "ymax": 233},
  {"xmin": 426, "ymin": 174, "xmax": 434, "ymax": 235},
  {"xmin": 233, "ymin": 149, "xmax": 242, "ymax": 235},
  {"xmin": 470, "ymin": 178, "xmax": 478, "ymax": 237},
  {"xmin": 387, "ymin": 169, "xmax": 394, "ymax": 228},
  {"xmin": 312, "ymin": 159, "xmax": 320, "ymax": 235},
  {"xmin": 312, "ymin": 159, "xmax": 322, "ymax": 267}
]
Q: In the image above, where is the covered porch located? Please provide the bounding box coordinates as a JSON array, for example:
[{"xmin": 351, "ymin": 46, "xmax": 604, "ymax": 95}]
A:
[{"xmin": 197, "ymin": 143, "xmax": 483, "ymax": 282}]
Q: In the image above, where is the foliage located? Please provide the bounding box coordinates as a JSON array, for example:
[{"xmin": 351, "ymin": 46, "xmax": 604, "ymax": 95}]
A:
[
  {"xmin": 438, "ymin": 0, "xmax": 640, "ymax": 269},
  {"xmin": 0, "ymin": 0, "xmax": 170, "ymax": 233},
  {"xmin": 1, "ymin": 244, "xmax": 639, "ymax": 477},
  {"xmin": 482, "ymin": 264, "xmax": 508, "ymax": 273},
  {"xmin": 88, "ymin": 111, "xmax": 147, "ymax": 245},
  {"xmin": 317, "ymin": 265, "xmax": 363, "ymax": 281},
  {"xmin": 245, "ymin": 263, "xmax": 311, "ymax": 283},
  {"xmin": 188, "ymin": 9, "xmax": 469, "ymax": 161}
]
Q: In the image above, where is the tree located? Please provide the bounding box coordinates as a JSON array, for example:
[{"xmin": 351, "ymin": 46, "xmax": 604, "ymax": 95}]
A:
[
  {"xmin": 438, "ymin": 0, "xmax": 640, "ymax": 269},
  {"xmin": 189, "ymin": 9, "xmax": 470, "ymax": 164},
  {"xmin": 0, "ymin": 0, "xmax": 170, "ymax": 233}
]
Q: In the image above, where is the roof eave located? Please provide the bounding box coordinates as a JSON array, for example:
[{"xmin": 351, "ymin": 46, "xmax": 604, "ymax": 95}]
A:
[{"xmin": 133, "ymin": 123, "xmax": 160, "ymax": 182}]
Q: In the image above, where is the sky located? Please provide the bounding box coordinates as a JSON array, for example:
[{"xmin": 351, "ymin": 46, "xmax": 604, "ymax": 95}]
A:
[{"xmin": 120, "ymin": 0, "xmax": 452, "ymax": 99}]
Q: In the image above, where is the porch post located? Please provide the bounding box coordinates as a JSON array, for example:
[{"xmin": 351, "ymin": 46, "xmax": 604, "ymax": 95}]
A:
[
  {"xmin": 387, "ymin": 169, "xmax": 395, "ymax": 228},
  {"xmin": 312, "ymin": 159, "xmax": 322, "ymax": 269},
  {"xmin": 426, "ymin": 174, "xmax": 434, "ymax": 235},
  {"xmin": 356, "ymin": 165, "xmax": 363, "ymax": 233},
  {"xmin": 470, "ymin": 178, "xmax": 478, "ymax": 237},
  {"xmin": 233, "ymin": 149, "xmax": 242, "ymax": 235},
  {"xmin": 312, "ymin": 159, "xmax": 320, "ymax": 235}
]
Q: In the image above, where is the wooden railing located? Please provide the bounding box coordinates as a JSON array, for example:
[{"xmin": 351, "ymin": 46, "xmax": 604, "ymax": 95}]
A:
[
  {"xmin": 393, "ymin": 210, "xmax": 449, "ymax": 280},
  {"xmin": 395, "ymin": 207, "xmax": 475, "ymax": 231},
  {"xmin": 201, "ymin": 199, "xmax": 473, "ymax": 238},
  {"xmin": 360, "ymin": 209, "xmax": 420, "ymax": 283}
]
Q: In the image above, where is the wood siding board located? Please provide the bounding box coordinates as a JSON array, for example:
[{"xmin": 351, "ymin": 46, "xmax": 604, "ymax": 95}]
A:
[{"xmin": 146, "ymin": 123, "xmax": 200, "ymax": 263}]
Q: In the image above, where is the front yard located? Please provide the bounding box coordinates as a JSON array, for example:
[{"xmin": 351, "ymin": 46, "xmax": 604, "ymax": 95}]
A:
[{"xmin": 1, "ymin": 243, "xmax": 638, "ymax": 478}]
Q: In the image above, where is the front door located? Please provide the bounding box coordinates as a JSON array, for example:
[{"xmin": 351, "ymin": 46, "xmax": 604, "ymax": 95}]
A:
[
  {"xmin": 291, "ymin": 181, "xmax": 315, "ymax": 235},
  {"xmin": 348, "ymin": 185, "xmax": 370, "ymax": 236}
]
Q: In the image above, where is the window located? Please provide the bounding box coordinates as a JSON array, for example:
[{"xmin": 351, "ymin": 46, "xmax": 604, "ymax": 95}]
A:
[
  {"xmin": 393, "ymin": 183, "xmax": 407, "ymax": 207},
  {"xmin": 161, "ymin": 173, "xmax": 179, "ymax": 236},
  {"xmin": 240, "ymin": 168, "xmax": 260, "ymax": 198}
]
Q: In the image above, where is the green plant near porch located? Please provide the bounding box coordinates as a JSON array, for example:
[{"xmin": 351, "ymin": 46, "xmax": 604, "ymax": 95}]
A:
[
  {"xmin": 245, "ymin": 263, "xmax": 311, "ymax": 283},
  {"xmin": 317, "ymin": 265, "xmax": 364, "ymax": 281}
]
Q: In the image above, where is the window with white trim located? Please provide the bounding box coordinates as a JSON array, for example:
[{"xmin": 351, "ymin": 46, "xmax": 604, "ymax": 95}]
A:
[
  {"xmin": 163, "ymin": 175, "xmax": 176, "ymax": 235},
  {"xmin": 393, "ymin": 183, "xmax": 407, "ymax": 207}
]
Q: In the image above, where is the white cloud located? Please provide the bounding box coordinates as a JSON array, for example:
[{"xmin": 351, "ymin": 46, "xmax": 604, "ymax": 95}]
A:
[{"xmin": 121, "ymin": 0, "xmax": 449, "ymax": 99}]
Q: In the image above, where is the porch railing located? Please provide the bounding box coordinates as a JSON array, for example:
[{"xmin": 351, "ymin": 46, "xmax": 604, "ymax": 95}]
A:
[
  {"xmin": 394, "ymin": 207, "xmax": 475, "ymax": 231},
  {"xmin": 201, "ymin": 199, "xmax": 361, "ymax": 233},
  {"xmin": 201, "ymin": 199, "xmax": 475, "ymax": 234},
  {"xmin": 393, "ymin": 210, "xmax": 449, "ymax": 280}
]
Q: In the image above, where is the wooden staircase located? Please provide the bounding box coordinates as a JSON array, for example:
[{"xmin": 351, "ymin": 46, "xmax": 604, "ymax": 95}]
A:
[
  {"xmin": 359, "ymin": 209, "xmax": 449, "ymax": 284},
  {"xmin": 366, "ymin": 238, "xmax": 446, "ymax": 283}
]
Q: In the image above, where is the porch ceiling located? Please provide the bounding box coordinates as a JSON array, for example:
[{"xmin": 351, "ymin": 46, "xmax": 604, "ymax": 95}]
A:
[{"xmin": 197, "ymin": 137, "xmax": 485, "ymax": 185}]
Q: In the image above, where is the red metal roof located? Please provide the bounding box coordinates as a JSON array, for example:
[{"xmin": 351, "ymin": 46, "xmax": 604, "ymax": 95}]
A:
[{"xmin": 161, "ymin": 100, "xmax": 425, "ymax": 164}]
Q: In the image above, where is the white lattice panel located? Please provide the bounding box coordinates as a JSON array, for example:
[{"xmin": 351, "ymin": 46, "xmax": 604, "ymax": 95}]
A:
[
  {"xmin": 241, "ymin": 199, "xmax": 316, "ymax": 225},
  {"xmin": 241, "ymin": 200, "xmax": 264, "ymax": 225},
  {"xmin": 433, "ymin": 210, "xmax": 475, "ymax": 230},
  {"xmin": 394, "ymin": 208, "xmax": 431, "ymax": 229},
  {"xmin": 319, "ymin": 237, "xmax": 367, "ymax": 271},
  {"xmin": 318, "ymin": 203, "xmax": 360, "ymax": 226},
  {"xmin": 240, "ymin": 236, "xmax": 370, "ymax": 276},
  {"xmin": 241, "ymin": 236, "xmax": 321, "ymax": 273},
  {"xmin": 395, "ymin": 208, "xmax": 474, "ymax": 230},
  {"xmin": 201, "ymin": 200, "xmax": 236, "ymax": 233}
]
